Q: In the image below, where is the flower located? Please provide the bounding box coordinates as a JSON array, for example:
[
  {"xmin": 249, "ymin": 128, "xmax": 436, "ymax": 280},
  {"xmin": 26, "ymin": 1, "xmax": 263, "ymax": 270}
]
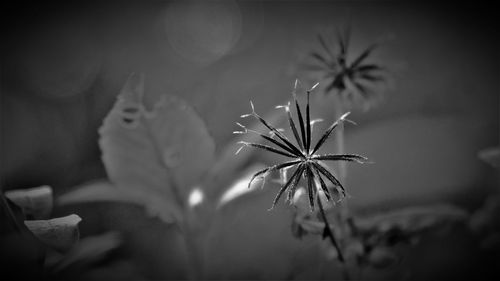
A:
[
  {"xmin": 235, "ymin": 80, "xmax": 368, "ymax": 211},
  {"xmin": 301, "ymin": 28, "xmax": 388, "ymax": 109}
]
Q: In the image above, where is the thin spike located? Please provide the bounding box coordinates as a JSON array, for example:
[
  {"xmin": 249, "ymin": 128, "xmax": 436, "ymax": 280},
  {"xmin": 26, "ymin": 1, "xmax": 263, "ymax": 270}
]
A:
[
  {"xmin": 311, "ymin": 112, "xmax": 351, "ymax": 155},
  {"xmin": 245, "ymin": 103, "xmax": 303, "ymax": 156},
  {"xmin": 247, "ymin": 160, "xmax": 301, "ymax": 189},
  {"xmin": 306, "ymin": 95, "xmax": 311, "ymax": 152},
  {"xmin": 305, "ymin": 166, "xmax": 316, "ymax": 211},
  {"xmin": 317, "ymin": 33, "xmax": 335, "ymax": 60},
  {"xmin": 310, "ymin": 52, "xmax": 331, "ymax": 68},
  {"xmin": 279, "ymin": 102, "xmax": 304, "ymax": 151},
  {"xmin": 235, "ymin": 145, "xmax": 246, "ymax": 155},
  {"xmin": 312, "ymin": 154, "xmax": 368, "ymax": 164},
  {"xmin": 310, "ymin": 118, "xmax": 323, "ymax": 133},
  {"xmin": 312, "ymin": 162, "xmax": 346, "ymax": 196},
  {"xmin": 337, "ymin": 27, "xmax": 347, "ymax": 57},
  {"xmin": 270, "ymin": 164, "xmax": 305, "ymax": 209},
  {"xmin": 238, "ymin": 141, "xmax": 296, "ymax": 158},
  {"xmin": 351, "ymin": 43, "xmax": 378, "ymax": 68},
  {"xmin": 312, "ymin": 166, "xmax": 332, "ymax": 201},
  {"xmin": 295, "ymin": 98, "xmax": 307, "ymax": 151},
  {"xmin": 241, "ymin": 123, "xmax": 301, "ymax": 157},
  {"xmin": 317, "ymin": 195, "xmax": 345, "ymax": 262}
]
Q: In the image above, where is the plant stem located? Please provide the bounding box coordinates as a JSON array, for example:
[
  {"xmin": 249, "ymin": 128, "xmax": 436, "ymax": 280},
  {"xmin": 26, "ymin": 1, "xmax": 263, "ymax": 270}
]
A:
[
  {"xmin": 331, "ymin": 93, "xmax": 350, "ymax": 223},
  {"xmin": 180, "ymin": 211, "xmax": 204, "ymax": 280},
  {"xmin": 317, "ymin": 196, "xmax": 344, "ymax": 262}
]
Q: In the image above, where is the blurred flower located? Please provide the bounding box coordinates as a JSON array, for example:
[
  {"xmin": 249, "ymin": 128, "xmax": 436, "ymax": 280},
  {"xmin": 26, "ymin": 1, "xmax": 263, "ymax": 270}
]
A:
[{"xmin": 301, "ymin": 28, "xmax": 389, "ymax": 110}]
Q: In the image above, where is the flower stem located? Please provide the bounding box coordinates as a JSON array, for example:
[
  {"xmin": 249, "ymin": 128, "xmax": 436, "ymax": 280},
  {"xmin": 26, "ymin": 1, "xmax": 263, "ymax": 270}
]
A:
[
  {"xmin": 332, "ymin": 93, "xmax": 351, "ymax": 223},
  {"xmin": 317, "ymin": 196, "xmax": 344, "ymax": 262},
  {"xmin": 180, "ymin": 212, "xmax": 204, "ymax": 280}
]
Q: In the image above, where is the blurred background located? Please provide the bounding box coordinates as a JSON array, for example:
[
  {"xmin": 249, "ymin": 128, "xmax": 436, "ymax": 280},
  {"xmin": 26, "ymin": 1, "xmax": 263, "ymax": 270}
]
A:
[{"xmin": 1, "ymin": 0, "xmax": 498, "ymax": 280}]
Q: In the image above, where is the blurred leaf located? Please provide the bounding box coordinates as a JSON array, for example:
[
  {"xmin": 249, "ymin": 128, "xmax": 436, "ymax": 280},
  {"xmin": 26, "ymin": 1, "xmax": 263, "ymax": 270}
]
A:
[
  {"xmin": 5, "ymin": 185, "xmax": 53, "ymax": 219},
  {"xmin": 355, "ymin": 204, "xmax": 468, "ymax": 246},
  {"xmin": 206, "ymin": 106, "xmax": 285, "ymax": 200},
  {"xmin": 478, "ymin": 146, "xmax": 500, "ymax": 169},
  {"xmin": 58, "ymin": 181, "xmax": 143, "ymax": 206},
  {"xmin": 469, "ymin": 195, "xmax": 500, "ymax": 251},
  {"xmin": 52, "ymin": 232, "xmax": 122, "ymax": 273},
  {"xmin": 24, "ymin": 214, "xmax": 81, "ymax": 253},
  {"xmin": 469, "ymin": 196, "xmax": 500, "ymax": 233},
  {"xmin": 367, "ymin": 246, "xmax": 398, "ymax": 269},
  {"xmin": 97, "ymin": 73, "xmax": 215, "ymax": 223},
  {"xmin": 205, "ymin": 186, "xmax": 323, "ymax": 279}
]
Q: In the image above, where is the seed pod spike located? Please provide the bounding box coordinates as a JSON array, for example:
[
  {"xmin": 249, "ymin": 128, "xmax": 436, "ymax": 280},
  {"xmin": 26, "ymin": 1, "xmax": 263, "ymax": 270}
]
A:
[
  {"xmin": 306, "ymin": 166, "xmax": 316, "ymax": 211},
  {"xmin": 311, "ymin": 112, "xmax": 351, "ymax": 155},
  {"xmin": 313, "ymin": 154, "xmax": 368, "ymax": 164},
  {"xmin": 282, "ymin": 102, "xmax": 304, "ymax": 151},
  {"xmin": 312, "ymin": 162, "xmax": 346, "ymax": 197},
  {"xmin": 244, "ymin": 102, "xmax": 304, "ymax": 157},
  {"xmin": 270, "ymin": 165, "xmax": 305, "ymax": 210},
  {"xmin": 313, "ymin": 166, "xmax": 332, "ymax": 201}
]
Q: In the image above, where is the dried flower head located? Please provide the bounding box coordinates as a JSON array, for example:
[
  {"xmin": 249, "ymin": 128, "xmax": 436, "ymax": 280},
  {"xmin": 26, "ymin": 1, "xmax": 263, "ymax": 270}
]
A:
[
  {"xmin": 235, "ymin": 80, "xmax": 368, "ymax": 211},
  {"xmin": 302, "ymin": 27, "xmax": 388, "ymax": 109}
]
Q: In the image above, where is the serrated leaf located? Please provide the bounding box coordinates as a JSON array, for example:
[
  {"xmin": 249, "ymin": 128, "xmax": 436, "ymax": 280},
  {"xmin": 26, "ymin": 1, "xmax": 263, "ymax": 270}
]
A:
[{"xmin": 97, "ymin": 73, "xmax": 215, "ymax": 223}]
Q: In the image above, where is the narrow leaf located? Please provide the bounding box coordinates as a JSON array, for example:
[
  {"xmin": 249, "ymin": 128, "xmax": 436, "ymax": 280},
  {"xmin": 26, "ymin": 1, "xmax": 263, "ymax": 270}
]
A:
[
  {"xmin": 294, "ymin": 99, "xmax": 307, "ymax": 151},
  {"xmin": 239, "ymin": 142, "xmax": 297, "ymax": 158},
  {"xmin": 305, "ymin": 166, "xmax": 315, "ymax": 211},
  {"xmin": 271, "ymin": 165, "xmax": 304, "ymax": 209},
  {"xmin": 351, "ymin": 44, "xmax": 378, "ymax": 68},
  {"xmin": 247, "ymin": 105, "xmax": 303, "ymax": 156},
  {"xmin": 312, "ymin": 162, "xmax": 345, "ymax": 196},
  {"xmin": 313, "ymin": 154, "xmax": 368, "ymax": 164},
  {"xmin": 282, "ymin": 104, "xmax": 304, "ymax": 151},
  {"xmin": 312, "ymin": 167, "xmax": 331, "ymax": 201},
  {"xmin": 305, "ymin": 91, "xmax": 311, "ymax": 152},
  {"xmin": 311, "ymin": 112, "xmax": 351, "ymax": 155},
  {"xmin": 247, "ymin": 160, "xmax": 301, "ymax": 189}
]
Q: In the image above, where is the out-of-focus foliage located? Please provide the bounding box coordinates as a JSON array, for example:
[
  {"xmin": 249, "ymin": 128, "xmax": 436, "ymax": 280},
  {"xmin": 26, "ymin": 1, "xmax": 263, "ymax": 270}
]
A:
[
  {"xmin": 60, "ymin": 73, "xmax": 216, "ymax": 223},
  {"xmin": 24, "ymin": 214, "xmax": 82, "ymax": 253},
  {"xmin": 1, "ymin": 186, "xmax": 123, "ymax": 280},
  {"xmin": 5, "ymin": 185, "xmax": 53, "ymax": 219},
  {"xmin": 291, "ymin": 183, "xmax": 468, "ymax": 269},
  {"xmin": 469, "ymin": 146, "xmax": 500, "ymax": 251}
]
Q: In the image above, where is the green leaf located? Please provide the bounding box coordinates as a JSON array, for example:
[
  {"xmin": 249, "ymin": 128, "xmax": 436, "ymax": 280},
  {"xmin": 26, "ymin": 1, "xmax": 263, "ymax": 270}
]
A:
[{"xmin": 97, "ymin": 73, "xmax": 215, "ymax": 223}]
